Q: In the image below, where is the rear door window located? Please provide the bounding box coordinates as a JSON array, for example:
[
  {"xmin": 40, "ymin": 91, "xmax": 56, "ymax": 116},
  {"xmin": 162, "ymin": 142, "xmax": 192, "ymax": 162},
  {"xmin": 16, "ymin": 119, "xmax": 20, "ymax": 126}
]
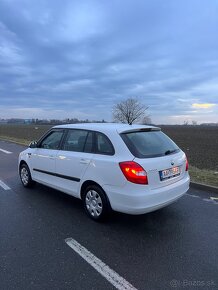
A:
[
  {"xmin": 121, "ymin": 130, "xmax": 180, "ymax": 158},
  {"xmin": 62, "ymin": 130, "xmax": 89, "ymax": 152},
  {"xmin": 84, "ymin": 132, "xmax": 93, "ymax": 153},
  {"xmin": 95, "ymin": 132, "xmax": 114, "ymax": 155}
]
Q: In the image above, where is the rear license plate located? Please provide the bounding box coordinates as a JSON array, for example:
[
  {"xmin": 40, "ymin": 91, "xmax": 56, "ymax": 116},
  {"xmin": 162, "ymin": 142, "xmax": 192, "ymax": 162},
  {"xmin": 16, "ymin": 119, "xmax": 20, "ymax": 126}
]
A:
[{"xmin": 159, "ymin": 166, "xmax": 180, "ymax": 181}]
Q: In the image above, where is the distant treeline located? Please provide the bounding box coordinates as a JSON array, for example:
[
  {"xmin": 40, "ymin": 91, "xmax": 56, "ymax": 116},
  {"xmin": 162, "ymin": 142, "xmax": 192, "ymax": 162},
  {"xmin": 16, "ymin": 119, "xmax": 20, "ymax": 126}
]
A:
[
  {"xmin": 0, "ymin": 118, "xmax": 217, "ymax": 126},
  {"xmin": 0, "ymin": 118, "xmax": 107, "ymax": 125}
]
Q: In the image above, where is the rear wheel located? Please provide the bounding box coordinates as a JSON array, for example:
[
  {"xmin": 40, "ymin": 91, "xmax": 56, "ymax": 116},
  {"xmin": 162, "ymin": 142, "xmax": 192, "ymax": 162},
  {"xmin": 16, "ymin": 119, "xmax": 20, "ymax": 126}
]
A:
[
  {"xmin": 19, "ymin": 163, "xmax": 35, "ymax": 188},
  {"xmin": 82, "ymin": 185, "xmax": 111, "ymax": 221}
]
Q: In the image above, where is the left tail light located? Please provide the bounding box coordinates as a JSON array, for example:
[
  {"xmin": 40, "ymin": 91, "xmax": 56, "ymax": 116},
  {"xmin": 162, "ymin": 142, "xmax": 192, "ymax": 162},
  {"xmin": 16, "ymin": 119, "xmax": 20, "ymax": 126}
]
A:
[{"xmin": 119, "ymin": 161, "xmax": 148, "ymax": 184}]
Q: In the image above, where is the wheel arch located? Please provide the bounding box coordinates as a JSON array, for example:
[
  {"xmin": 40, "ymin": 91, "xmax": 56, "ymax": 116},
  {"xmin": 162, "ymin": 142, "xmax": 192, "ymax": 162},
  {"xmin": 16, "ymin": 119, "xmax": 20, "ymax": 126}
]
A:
[
  {"xmin": 19, "ymin": 160, "xmax": 28, "ymax": 170},
  {"xmin": 80, "ymin": 180, "xmax": 112, "ymax": 208}
]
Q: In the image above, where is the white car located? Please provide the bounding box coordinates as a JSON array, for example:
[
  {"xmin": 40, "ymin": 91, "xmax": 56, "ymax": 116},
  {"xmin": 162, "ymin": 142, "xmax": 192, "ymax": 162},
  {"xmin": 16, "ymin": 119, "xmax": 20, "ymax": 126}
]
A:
[{"xmin": 19, "ymin": 123, "xmax": 190, "ymax": 221}]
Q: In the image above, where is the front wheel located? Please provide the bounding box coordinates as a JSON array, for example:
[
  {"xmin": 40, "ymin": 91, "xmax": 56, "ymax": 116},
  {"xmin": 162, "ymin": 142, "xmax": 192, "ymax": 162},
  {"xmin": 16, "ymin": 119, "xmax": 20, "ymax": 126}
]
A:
[
  {"xmin": 19, "ymin": 163, "xmax": 35, "ymax": 188},
  {"xmin": 82, "ymin": 185, "xmax": 111, "ymax": 221}
]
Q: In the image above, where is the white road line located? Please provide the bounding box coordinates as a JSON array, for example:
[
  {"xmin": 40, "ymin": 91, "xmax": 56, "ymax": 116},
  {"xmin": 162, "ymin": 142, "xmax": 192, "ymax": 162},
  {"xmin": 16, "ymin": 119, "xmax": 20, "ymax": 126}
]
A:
[
  {"xmin": 65, "ymin": 238, "xmax": 137, "ymax": 290},
  {"xmin": 186, "ymin": 193, "xmax": 217, "ymax": 205},
  {"xmin": 0, "ymin": 180, "xmax": 11, "ymax": 190},
  {"xmin": 210, "ymin": 197, "xmax": 218, "ymax": 201},
  {"xmin": 0, "ymin": 148, "xmax": 12, "ymax": 154}
]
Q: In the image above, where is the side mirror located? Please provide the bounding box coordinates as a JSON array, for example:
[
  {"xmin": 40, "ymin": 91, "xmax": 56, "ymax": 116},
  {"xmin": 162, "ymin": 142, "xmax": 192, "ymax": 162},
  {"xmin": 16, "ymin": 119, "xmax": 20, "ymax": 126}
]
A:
[{"xmin": 29, "ymin": 141, "xmax": 38, "ymax": 148}]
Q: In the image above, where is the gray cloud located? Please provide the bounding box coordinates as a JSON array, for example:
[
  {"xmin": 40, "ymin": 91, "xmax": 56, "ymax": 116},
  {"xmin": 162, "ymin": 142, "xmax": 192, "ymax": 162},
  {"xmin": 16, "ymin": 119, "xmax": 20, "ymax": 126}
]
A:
[{"xmin": 0, "ymin": 0, "xmax": 218, "ymax": 123}]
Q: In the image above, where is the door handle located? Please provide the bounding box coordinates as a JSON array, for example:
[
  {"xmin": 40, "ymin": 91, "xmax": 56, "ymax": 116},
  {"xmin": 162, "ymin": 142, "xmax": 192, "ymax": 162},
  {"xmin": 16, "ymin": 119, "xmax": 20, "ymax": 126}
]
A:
[
  {"xmin": 49, "ymin": 155, "xmax": 55, "ymax": 159},
  {"xmin": 80, "ymin": 159, "xmax": 90, "ymax": 164}
]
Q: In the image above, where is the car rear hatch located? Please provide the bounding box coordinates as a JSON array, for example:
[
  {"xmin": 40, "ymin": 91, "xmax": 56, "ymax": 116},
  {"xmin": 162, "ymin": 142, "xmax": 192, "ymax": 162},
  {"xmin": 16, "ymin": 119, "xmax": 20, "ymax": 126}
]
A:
[
  {"xmin": 134, "ymin": 151, "xmax": 186, "ymax": 189},
  {"xmin": 120, "ymin": 127, "xmax": 187, "ymax": 189}
]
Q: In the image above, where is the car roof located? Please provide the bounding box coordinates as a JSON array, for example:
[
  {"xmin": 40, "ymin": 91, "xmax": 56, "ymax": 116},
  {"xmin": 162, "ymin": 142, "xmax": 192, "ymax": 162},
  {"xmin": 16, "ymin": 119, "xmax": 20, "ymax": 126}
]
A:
[{"xmin": 54, "ymin": 123, "xmax": 159, "ymax": 134}]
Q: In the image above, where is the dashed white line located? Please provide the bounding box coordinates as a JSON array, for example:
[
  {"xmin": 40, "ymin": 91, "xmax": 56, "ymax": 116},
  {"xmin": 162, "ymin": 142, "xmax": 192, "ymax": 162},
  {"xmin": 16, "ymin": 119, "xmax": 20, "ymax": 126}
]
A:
[
  {"xmin": 0, "ymin": 180, "xmax": 11, "ymax": 190},
  {"xmin": 186, "ymin": 193, "xmax": 217, "ymax": 205},
  {"xmin": 0, "ymin": 148, "xmax": 12, "ymax": 154},
  {"xmin": 65, "ymin": 238, "xmax": 137, "ymax": 290}
]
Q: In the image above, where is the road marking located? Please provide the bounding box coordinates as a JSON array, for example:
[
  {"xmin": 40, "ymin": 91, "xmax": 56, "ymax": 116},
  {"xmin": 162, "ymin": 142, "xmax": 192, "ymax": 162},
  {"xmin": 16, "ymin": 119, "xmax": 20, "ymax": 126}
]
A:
[
  {"xmin": 210, "ymin": 197, "xmax": 218, "ymax": 201},
  {"xmin": 65, "ymin": 238, "xmax": 137, "ymax": 290},
  {"xmin": 185, "ymin": 193, "xmax": 199, "ymax": 198},
  {"xmin": 186, "ymin": 194, "xmax": 217, "ymax": 205},
  {"xmin": 0, "ymin": 148, "xmax": 12, "ymax": 154},
  {"xmin": 0, "ymin": 180, "xmax": 11, "ymax": 190}
]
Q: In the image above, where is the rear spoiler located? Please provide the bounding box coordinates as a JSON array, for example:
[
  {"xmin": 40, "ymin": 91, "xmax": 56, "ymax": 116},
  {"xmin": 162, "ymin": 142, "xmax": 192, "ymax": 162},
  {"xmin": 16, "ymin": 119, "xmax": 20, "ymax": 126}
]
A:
[{"xmin": 120, "ymin": 127, "xmax": 161, "ymax": 134}]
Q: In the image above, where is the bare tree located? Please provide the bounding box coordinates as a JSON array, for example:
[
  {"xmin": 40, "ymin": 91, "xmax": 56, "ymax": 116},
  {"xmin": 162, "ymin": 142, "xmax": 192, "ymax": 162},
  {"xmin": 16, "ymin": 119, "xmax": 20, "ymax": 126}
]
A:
[
  {"xmin": 113, "ymin": 98, "xmax": 149, "ymax": 125},
  {"xmin": 141, "ymin": 116, "xmax": 152, "ymax": 125},
  {"xmin": 192, "ymin": 120, "xmax": 197, "ymax": 125}
]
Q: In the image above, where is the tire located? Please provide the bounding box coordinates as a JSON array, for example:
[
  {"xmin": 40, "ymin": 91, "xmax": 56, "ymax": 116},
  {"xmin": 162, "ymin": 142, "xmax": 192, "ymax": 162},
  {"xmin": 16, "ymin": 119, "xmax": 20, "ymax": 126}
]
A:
[
  {"xmin": 19, "ymin": 163, "xmax": 35, "ymax": 188},
  {"xmin": 82, "ymin": 185, "xmax": 111, "ymax": 221}
]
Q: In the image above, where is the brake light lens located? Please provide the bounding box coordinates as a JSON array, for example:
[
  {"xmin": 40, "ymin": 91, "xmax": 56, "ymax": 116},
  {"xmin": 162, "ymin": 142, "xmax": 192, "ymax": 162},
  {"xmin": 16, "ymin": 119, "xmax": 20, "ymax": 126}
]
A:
[
  {"xmin": 119, "ymin": 161, "xmax": 148, "ymax": 184},
  {"xmin": 185, "ymin": 157, "xmax": 189, "ymax": 171}
]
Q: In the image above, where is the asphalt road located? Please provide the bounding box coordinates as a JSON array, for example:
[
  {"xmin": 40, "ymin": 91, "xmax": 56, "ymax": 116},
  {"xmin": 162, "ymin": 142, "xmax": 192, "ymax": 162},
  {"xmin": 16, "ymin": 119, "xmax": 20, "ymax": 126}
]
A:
[{"xmin": 0, "ymin": 140, "xmax": 217, "ymax": 290}]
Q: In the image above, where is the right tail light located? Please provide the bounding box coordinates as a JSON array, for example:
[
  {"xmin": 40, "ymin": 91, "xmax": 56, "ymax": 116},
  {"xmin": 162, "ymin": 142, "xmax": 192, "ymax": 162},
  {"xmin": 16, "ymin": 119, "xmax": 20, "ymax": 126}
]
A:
[{"xmin": 185, "ymin": 157, "xmax": 189, "ymax": 171}]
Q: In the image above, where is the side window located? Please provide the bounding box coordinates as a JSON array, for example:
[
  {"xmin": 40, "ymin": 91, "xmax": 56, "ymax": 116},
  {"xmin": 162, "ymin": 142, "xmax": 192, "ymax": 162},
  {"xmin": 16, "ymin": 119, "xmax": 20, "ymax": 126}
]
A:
[
  {"xmin": 62, "ymin": 130, "xmax": 89, "ymax": 152},
  {"xmin": 40, "ymin": 130, "xmax": 64, "ymax": 150},
  {"xmin": 96, "ymin": 133, "xmax": 114, "ymax": 155},
  {"xmin": 84, "ymin": 132, "xmax": 93, "ymax": 153}
]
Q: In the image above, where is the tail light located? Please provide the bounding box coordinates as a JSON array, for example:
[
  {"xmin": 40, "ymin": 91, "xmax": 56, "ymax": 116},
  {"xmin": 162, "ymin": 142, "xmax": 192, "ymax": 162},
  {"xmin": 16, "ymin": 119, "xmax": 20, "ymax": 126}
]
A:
[
  {"xmin": 185, "ymin": 157, "xmax": 189, "ymax": 171},
  {"xmin": 119, "ymin": 161, "xmax": 148, "ymax": 184}
]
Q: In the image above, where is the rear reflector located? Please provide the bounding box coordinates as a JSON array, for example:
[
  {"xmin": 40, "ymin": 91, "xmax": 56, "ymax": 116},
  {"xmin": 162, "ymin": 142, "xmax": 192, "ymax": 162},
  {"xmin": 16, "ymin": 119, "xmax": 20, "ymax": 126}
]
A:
[{"xmin": 119, "ymin": 161, "xmax": 148, "ymax": 184}]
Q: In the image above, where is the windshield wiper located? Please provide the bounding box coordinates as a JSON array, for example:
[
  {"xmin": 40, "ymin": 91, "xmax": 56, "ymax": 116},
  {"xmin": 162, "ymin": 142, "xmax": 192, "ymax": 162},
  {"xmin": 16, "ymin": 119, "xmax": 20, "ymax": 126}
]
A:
[{"xmin": 165, "ymin": 149, "xmax": 177, "ymax": 155}]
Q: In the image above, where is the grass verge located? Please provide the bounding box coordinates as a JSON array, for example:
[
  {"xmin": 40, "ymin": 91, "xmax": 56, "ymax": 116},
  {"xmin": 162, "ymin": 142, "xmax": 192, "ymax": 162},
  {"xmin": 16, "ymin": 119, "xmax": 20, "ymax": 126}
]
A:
[
  {"xmin": 0, "ymin": 135, "xmax": 30, "ymax": 146},
  {"xmin": 189, "ymin": 165, "xmax": 218, "ymax": 188},
  {"xmin": 0, "ymin": 136, "xmax": 218, "ymax": 188}
]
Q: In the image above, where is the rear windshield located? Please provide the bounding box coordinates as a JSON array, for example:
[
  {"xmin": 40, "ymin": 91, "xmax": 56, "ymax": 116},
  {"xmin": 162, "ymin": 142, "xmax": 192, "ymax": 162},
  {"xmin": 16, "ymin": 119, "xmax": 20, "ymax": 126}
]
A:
[{"xmin": 121, "ymin": 130, "xmax": 180, "ymax": 158}]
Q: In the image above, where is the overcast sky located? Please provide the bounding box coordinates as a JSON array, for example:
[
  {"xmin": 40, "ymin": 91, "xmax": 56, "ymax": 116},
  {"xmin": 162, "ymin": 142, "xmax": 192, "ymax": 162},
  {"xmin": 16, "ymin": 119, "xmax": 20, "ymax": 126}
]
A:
[{"xmin": 0, "ymin": 0, "xmax": 218, "ymax": 124}]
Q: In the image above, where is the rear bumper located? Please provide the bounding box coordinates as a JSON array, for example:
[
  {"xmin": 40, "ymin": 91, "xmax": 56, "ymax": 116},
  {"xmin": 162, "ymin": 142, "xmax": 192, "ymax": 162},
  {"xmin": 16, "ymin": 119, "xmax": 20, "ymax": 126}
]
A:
[{"xmin": 104, "ymin": 174, "xmax": 190, "ymax": 214}]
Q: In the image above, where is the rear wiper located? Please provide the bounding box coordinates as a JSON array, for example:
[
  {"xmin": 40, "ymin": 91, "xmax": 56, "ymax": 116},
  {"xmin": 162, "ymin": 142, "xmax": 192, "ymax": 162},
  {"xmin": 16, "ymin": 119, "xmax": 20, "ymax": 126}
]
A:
[{"xmin": 165, "ymin": 149, "xmax": 177, "ymax": 155}]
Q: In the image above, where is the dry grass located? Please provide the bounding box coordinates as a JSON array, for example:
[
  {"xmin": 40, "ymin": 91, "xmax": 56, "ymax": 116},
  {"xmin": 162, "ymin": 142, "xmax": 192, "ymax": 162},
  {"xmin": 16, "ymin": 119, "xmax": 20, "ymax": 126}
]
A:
[
  {"xmin": 0, "ymin": 135, "xmax": 30, "ymax": 146},
  {"xmin": 0, "ymin": 124, "xmax": 51, "ymax": 144},
  {"xmin": 189, "ymin": 165, "xmax": 218, "ymax": 187}
]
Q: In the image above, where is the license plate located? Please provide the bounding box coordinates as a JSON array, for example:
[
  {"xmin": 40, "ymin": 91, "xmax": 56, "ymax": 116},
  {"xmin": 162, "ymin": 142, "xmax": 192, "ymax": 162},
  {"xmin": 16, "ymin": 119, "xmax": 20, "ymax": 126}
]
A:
[{"xmin": 159, "ymin": 166, "xmax": 180, "ymax": 181}]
